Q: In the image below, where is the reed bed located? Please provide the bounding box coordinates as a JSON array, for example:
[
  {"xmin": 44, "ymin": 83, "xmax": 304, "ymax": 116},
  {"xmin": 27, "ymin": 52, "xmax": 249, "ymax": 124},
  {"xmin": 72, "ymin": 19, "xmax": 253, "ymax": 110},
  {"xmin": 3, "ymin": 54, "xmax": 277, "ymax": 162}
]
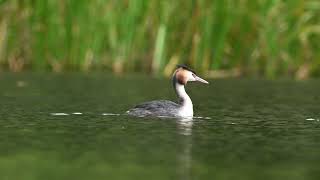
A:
[{"xmin": 0, "ymin": 0, "xmax": 319, "ymax": 78}]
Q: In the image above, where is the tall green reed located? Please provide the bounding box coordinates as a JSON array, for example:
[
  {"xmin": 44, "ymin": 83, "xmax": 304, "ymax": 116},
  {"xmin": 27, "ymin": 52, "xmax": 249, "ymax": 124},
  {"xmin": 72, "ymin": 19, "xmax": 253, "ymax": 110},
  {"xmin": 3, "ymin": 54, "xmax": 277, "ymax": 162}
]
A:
[{"xmin": 0, "ymin": 0, "xmax": 319, "ymax": 78}]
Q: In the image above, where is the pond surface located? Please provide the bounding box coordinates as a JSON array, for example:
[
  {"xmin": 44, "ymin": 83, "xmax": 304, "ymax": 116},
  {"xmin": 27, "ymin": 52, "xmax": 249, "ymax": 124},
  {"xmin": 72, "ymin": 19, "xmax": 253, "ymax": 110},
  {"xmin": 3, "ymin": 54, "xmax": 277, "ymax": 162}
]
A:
[{"xmin": 0, "ymin": 73, "xmax": 319, "ymax": 180}]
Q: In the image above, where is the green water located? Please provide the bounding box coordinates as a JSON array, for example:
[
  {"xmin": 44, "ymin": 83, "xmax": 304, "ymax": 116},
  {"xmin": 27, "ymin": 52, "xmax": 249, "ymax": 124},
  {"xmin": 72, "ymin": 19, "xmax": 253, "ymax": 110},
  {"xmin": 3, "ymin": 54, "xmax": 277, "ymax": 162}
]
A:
[{"xmin": 0, "ymin": 73, "xmax": 319, "ymax": 180}]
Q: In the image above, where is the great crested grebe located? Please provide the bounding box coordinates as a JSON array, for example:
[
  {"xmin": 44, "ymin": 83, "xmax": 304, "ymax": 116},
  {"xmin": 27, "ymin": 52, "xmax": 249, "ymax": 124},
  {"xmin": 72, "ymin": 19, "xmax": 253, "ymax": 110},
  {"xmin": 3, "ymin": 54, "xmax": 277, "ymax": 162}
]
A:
[{"xmin": 126, "ymin": 65, "xmax": 209, "ymax": 118}]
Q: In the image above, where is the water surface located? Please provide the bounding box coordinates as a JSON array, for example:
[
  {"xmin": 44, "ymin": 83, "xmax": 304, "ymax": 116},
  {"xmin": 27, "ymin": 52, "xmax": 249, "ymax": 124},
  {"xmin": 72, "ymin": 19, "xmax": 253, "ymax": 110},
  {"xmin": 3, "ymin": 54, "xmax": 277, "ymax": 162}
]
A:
[{"xmin": 0, "ymin": 73, "xmax": 319, "ymax": 180}]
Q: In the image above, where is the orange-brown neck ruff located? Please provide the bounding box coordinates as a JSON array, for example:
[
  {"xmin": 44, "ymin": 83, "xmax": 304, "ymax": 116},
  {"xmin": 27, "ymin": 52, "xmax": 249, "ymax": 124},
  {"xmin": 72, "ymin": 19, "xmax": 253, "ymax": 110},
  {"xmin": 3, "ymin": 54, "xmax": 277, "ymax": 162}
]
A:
[{"xmin": 173, "ymin": 68, "xmax": 189, "ymax": 85}]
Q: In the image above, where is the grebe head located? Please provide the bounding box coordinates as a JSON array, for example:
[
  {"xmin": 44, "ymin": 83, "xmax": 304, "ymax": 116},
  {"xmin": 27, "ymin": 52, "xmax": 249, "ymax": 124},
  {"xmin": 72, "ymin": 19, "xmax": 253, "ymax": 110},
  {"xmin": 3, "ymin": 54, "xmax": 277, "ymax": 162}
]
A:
[{"xmin": 173, "ymin": 64, "xmax": 209, "ymax": 85}]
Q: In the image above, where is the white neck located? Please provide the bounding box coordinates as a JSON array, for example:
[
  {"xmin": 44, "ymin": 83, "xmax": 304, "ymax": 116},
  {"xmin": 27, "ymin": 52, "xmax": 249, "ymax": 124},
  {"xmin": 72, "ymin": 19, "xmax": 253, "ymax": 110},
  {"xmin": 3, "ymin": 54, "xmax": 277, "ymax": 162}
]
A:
[{"xmin": 174, "ymin": 83, "xmax": 193, "ymax": 117}]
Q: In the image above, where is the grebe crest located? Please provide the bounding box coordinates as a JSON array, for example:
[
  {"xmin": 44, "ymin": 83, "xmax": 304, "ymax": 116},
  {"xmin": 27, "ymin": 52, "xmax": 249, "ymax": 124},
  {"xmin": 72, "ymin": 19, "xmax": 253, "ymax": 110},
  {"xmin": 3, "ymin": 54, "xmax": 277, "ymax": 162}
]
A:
[{"xmin": 126, "ymin": 64, "xmax": 209, "ymax": 118}]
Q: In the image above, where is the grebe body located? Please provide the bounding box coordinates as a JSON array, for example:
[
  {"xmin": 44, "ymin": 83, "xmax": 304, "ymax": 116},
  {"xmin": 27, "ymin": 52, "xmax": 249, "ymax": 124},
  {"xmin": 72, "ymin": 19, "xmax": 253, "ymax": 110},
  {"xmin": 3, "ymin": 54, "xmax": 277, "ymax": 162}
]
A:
[{"xmin": 126, "ymin": 65, "xmax": 209, "ymax": 118}]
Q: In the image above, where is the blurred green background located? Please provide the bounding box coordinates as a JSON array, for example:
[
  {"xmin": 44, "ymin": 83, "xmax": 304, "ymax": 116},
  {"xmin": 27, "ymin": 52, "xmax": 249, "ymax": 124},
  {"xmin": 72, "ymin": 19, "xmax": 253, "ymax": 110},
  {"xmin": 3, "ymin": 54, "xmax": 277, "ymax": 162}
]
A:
[{"xmin": 0, "ymin": 0, "xmax": 319, "ymax": 79}]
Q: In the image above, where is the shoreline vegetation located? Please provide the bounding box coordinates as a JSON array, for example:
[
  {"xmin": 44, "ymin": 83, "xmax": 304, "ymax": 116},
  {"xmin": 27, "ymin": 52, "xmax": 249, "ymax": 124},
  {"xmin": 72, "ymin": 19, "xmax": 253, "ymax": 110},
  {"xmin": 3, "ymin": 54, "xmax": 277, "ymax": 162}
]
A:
[{"xmin": 0, "ymin": 0, "xmax": 319, "ymax": 79}]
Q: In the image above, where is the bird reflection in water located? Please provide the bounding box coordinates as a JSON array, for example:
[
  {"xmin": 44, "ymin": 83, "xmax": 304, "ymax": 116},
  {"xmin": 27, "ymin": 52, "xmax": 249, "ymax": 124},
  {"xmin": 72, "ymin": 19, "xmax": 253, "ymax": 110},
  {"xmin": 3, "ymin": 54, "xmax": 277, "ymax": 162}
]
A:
[{"xmin": 177, "ymin": 118, "xmax": 193, "ymax": 180}]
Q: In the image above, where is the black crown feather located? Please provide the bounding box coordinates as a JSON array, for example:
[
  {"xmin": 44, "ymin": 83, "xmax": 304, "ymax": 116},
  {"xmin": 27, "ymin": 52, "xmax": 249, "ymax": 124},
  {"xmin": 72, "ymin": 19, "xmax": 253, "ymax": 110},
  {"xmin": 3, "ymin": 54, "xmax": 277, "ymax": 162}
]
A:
[{"xmin": 176, "ymin": 64, "xmax": 196, "ymax": 74}]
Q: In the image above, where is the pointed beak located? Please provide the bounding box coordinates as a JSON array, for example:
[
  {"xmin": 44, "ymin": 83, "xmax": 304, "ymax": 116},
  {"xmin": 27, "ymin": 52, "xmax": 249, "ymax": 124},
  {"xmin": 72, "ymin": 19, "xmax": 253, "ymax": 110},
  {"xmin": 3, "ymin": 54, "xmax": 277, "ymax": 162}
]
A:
[{"xmin": 194, "ymin": 74, "xmax": 209, "ymax": 84}]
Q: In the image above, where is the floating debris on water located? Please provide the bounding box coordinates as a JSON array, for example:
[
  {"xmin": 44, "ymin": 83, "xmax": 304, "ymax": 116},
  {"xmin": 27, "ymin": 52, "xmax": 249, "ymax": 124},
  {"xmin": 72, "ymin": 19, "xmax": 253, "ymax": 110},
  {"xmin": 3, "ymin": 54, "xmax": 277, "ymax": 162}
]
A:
[
  {"xmin": 193, "ymin": 116, "xmax": 203, "ymax": 119},
  {"xmin": 102, "ymin": 113, "xmax": 121, "ymax": 116},
  {"xmin": 16, "ymin": 81, "xmax": 27, "ymax": 87},
  {"xmin": 306, "ymin": 118, "xmax": 315, "ymax": 121},
  {"xmin": 51, "ymin": 113, "xmax": 69, "ymax": 116},
  {"xmin": 72, "ymin": 112, "xmax": 83, "ymax": 115},
  {"xmin": 305, "ymin": 118, "xmax": 320, "ymax": 121},
  {"xmin": 193, "ymin": 116, "xmax": 211, "ymax": 120}
]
